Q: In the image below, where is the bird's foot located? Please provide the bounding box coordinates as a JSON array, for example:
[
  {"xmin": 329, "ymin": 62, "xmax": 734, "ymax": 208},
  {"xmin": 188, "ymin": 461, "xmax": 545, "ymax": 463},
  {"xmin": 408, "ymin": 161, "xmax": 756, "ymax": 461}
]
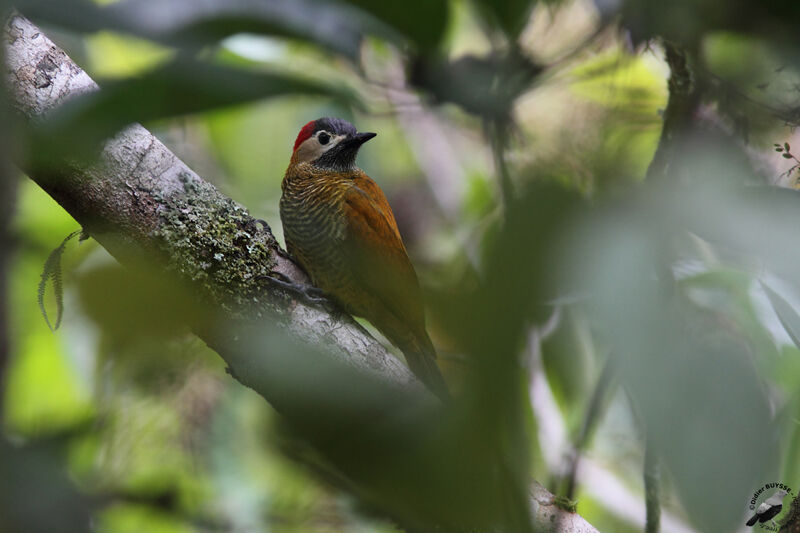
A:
[
  {"xmin": 244, "ymin": 218, "xmax": 272, "ymax": 235},
  {"xmin": 258, "ymin": 272, "xmax": 336, "ymax": 309}
]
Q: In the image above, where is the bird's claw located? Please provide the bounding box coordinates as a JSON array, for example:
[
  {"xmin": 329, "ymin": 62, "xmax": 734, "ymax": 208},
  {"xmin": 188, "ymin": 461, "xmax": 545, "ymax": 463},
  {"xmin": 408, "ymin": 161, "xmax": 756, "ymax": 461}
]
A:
[
  {"xmin": 299, "ymin": 285, "xmax": 328, "ymax": 303},
  {"xmin": 245, "ymin": 218, "xmax": 272, "ymax": 234},
  {"xmin": 258, "ymin": 272, "xmax": 336, "ymax": 309}
]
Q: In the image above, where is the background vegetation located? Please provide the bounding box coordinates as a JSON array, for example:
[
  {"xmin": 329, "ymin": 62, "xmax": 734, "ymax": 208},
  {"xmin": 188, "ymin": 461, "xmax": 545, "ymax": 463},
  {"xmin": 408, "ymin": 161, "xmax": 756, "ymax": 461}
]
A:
[{"xmin": 3, "ymin": 0, "xmax": 800, "ymax": 531}]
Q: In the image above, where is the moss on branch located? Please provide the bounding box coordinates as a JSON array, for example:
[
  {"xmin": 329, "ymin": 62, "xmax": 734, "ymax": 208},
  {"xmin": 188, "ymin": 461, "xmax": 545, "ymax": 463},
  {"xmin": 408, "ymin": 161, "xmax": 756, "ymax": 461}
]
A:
[{"xmin": 153, "ymin": 171, "xmax": 280, "ymax": 316}]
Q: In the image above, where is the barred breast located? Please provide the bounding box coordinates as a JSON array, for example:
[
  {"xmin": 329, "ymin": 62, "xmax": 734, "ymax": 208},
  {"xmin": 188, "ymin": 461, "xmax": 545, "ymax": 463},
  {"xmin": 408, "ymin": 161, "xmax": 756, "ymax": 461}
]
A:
[{"xmin": 279, "ymin": 166, "xmax": 356, "ymax": 304}]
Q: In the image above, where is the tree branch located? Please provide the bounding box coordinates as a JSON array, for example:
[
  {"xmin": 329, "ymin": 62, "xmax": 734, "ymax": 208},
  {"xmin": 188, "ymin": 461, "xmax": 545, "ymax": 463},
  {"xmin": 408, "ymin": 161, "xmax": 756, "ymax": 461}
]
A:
[
  {"xmin": 646, "ymin": 41, "xmax": 700, "ymax": 181},
  {"xmin": 3, "ymin": 14, "xmax": 598, "ymax": 532}
]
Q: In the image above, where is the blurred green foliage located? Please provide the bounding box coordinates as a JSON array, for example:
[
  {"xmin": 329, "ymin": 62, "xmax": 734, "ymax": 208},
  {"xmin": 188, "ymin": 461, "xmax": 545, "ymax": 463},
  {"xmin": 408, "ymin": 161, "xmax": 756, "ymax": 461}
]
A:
[{"xmin": 4, "ymin": 0, "xmax": 800, "ymax": 532}]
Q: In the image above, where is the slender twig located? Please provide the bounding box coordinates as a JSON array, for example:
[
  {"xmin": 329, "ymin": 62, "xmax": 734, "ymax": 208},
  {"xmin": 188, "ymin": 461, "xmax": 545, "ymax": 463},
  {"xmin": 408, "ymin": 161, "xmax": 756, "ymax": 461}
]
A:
[
  {"xmin": 703, "ymin": 68, "xmax": 800, "ymax": 129},
  {"xmin": 644, "ymin": 431, "xmax": 661, "ymax": 533},
  {"xmin": 646, "ymin": 41, "xmax": 699, "ymax": 181},
  {"xmin": 489, "ymin": 118, "xmax": 515, "ymax": 208},
  {"xmin": 774, "ymin": 142, "xmax": 800, "ymax": 185},
  {"xmin": 564, "ymin": 357, "xmax": 617, "ymax": 500}
]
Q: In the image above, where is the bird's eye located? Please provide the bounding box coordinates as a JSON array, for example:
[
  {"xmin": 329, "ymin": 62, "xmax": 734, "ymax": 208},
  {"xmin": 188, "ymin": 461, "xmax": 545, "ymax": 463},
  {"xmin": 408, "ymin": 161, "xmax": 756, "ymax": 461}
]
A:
[{"xmin": 318, "ymin": 132, "xmax": 330, "ymax": 145}]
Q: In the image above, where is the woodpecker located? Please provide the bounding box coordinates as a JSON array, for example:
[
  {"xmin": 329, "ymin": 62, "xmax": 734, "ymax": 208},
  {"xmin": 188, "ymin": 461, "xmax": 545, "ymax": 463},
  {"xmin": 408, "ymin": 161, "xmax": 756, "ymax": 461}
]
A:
[{"xmin": 280, "ymin": 117, "xmax": 448, "ymax": 399}]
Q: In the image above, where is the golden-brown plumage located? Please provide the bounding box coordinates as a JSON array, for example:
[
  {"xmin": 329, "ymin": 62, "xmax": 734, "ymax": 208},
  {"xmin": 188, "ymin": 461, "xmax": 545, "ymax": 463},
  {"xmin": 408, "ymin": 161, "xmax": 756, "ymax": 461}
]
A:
[{"xmin": 280, "ymin": 118, "xmax": 448, "ymax": 398}]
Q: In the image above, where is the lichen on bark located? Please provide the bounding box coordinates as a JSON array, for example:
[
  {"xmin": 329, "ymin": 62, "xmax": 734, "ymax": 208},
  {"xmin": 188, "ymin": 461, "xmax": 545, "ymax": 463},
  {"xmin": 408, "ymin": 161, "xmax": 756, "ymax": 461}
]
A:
[{"xmin": 152, "ymin": 170, "xmax": 281, "ymax": 316}]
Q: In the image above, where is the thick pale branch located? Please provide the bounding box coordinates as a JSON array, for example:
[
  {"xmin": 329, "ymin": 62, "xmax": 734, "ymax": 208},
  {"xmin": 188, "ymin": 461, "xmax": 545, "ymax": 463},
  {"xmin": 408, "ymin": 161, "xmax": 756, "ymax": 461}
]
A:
[{"xmin": 3, "ymin": 14, "xmax": 598, "ymax": 533}]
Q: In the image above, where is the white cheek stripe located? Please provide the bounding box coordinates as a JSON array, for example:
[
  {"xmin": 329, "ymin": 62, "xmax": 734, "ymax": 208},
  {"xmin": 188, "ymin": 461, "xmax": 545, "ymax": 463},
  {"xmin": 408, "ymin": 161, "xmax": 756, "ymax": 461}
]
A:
[{"xmin": 295, "ymin": 134, "xmax": 346, "ymax": 163}]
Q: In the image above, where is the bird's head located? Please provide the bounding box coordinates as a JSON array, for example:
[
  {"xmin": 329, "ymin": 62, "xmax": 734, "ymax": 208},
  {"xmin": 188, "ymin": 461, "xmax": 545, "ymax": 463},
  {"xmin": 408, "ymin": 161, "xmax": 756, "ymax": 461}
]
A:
[{"xmin": 291, "ymin": 117, "xmax": 376, "ymax": 171}]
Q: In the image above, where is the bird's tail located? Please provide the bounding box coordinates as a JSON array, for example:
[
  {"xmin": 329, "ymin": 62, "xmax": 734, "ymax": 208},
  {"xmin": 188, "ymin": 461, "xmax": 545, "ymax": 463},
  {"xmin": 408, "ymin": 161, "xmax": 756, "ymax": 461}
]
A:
[
  {"xmin": 401, "ymin": 333, "xmax": 450, "ymax": 401},
  {"xmin": 746, "ymin": 514, "xmax": 759, "ymax": 527}
]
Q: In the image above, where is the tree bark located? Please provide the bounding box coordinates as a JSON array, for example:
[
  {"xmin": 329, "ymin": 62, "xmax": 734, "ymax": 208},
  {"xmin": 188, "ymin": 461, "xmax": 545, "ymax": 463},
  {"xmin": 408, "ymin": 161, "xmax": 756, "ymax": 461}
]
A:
[
  {"xmin": 646, "ymin": 41, "xmax": 699, "ymax": 181},
  {"xmin": 3, "ymin": 14, "xmax": 598, "ymax": 533}
]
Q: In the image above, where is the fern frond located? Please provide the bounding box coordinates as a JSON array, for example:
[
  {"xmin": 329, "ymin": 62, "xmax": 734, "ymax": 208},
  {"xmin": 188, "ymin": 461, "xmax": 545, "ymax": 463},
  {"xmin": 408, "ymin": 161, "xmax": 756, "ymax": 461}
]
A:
[{"xmin": 38, "ymin": 229, "xmax": 82, "ymax": 331}]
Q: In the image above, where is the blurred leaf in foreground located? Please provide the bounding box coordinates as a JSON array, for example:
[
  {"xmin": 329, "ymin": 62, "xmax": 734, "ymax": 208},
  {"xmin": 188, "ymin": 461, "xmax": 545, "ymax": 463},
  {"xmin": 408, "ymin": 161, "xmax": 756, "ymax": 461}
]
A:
[
  {"xmin": 472, "ymin": 0, "xmax": 538, "ymax": 39},
  {"xmin": 619, "ymin": 0, "xmax": 800, "ymax": 47},
  {"xmin": 211, "ymin": 315, "xmax": 532, "ymax": 532},
  {"xmin": 18, "ymin": 0, "xmax": 394, "ymax": 60},
  {"xmin": 427, "ymin": 182, "xmax": 583, "ymax": 531},
  {"xmin": 761, "ymin": 281, "xmax": 800, "ymax": 350},
  {"xmin": 25, "ymin": 57, "xmax": 359, "ymax": 168},
  {"xmin": 0, "ymin": 435, "xmax": 94, "ymax": 533},
  {"xmin": 341, "ymin": 0, "xmax": 449, "ymax": 51},
  {"xmin": 562, "ymin": 170, "xmax": 781, "ymax": 531},
  {"xmin": 65, "ymin": 255, "xmax": 522, "ymax": 530},
  {"xmin": 411, "ymin": 51, "xmax": 542, "ymax": 119}
]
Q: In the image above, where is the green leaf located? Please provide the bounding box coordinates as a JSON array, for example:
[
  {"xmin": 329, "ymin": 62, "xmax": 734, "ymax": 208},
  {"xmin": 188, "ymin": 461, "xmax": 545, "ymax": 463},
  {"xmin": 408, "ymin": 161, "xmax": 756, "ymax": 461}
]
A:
[
  {"xmin": 620, "ymin": 0, "xmax": 800, "ymax": 46},
  {"xmin": 27, "ymin": 58, "xmax": 360, "ymax": 165},
  {"xmin": 472, "ymin": 0, "xmax": 537, "ymax": 38},
  {"xmin": 221, "ymin": 319, "xmax": 530, "ymax": 532},
  {"xmin": 778, "ymin": 391, "xmax": 800, "ymax": 486},
  {"xmin": 411, "ymin": 52, "xmax": 541, "ymax": 118},
  {"xmin": 340, "ymin": 0, "xmax": 449, "ymax": 50},
  {"xmin": 563, "ymin": 180, "xmax": 780, "ymax": 532},
  {"xmin": 0, "ymin": 436, "xmax": 94, "ymax": 532},
  {"xmin": 760, "ymin": 281, "xmax": 800, "ymax": 349},
  {"xmin": 18, "ymin": 0, "xmax": 395, "ymax": 60}
]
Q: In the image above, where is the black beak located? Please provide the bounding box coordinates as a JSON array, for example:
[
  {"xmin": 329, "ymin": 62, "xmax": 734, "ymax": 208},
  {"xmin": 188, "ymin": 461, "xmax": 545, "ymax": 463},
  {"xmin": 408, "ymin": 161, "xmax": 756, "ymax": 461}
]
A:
[
  {"xmin": 345, "ymin": 131, "xmax": 377, "ymax": 148},
  {"xmin": 315, "ymin": 131, "xmax": 376, "ymax": 170}
]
